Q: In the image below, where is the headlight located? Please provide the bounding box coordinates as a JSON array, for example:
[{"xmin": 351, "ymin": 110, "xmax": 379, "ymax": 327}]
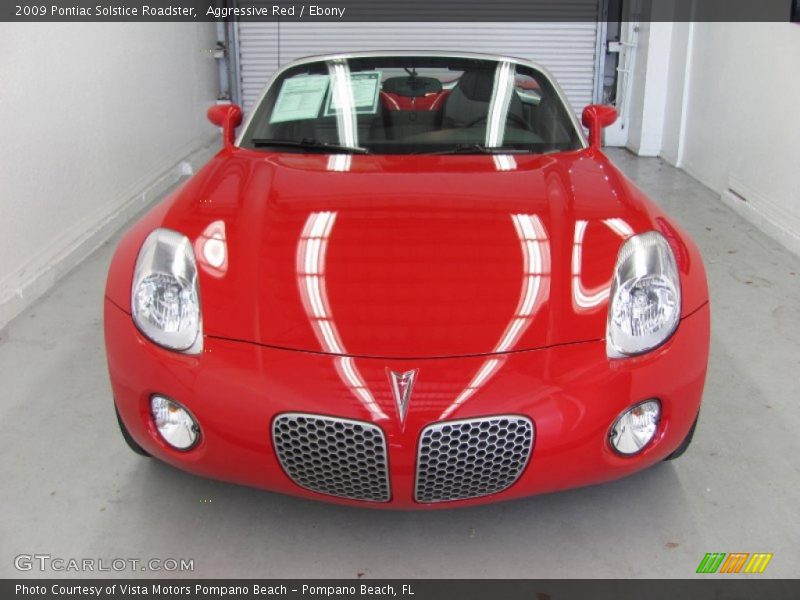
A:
[
  {"xmin": 609, "ymin": 400, "xmax": 661, "ymax": 455},
  {"xmin": 131, "ymin": 228, "xmax": 202, "ymax": 353},
  {"xmin": 151, "ymin": 395, "xmax": 200, "ymax": 450},
  {"xmin": 607, "ymin": 231, "xmax": 680, "ymax": 358}
]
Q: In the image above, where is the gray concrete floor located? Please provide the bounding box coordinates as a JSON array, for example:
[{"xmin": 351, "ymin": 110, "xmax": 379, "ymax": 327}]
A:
[{"xmin": 1, "ymin": 149, "xmax": 798, "ymax": 579}]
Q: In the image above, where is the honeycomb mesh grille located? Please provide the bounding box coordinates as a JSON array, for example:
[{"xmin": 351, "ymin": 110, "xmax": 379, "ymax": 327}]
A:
[
  {"xmin": 415, "ymin": 416, "xmax": 534, "ymax": 503},
  {"xmin": 272, "ymin": 414, "xmax": 390, "ymax": 502}
]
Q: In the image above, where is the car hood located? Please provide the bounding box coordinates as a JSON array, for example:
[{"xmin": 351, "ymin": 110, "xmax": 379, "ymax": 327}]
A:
[{"xmin": 136, "ymin": 148, "xmax": 702, "ymax": 359}]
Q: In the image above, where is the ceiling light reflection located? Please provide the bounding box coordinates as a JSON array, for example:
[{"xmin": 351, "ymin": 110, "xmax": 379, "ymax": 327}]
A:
[
  {"xmin": 194, "ymin": 220, "xmax": 228, "ymax": 278},
  {"xmin": 327, "ymin": 154, "xmax": 352, "ymax": 172},
  {"xmin": 492, "ymin": 154, "xmax": 517, "ymax": 171},
  {"xmin": 571, "ymin": 218, "xmax": 634, "ymax": 311},
  {"xmin": 296, "ymin": 211, "xmax": 388, "ymax": 421},
  {"xmin": 485, "ymin": 61, "xmax": 515, "ymax": 148},
  {"xmin": 327, "ymin": 60, "xmax": 359, "ymax": 149},
  {"xmin": 442, "ymin": 214, "xmax": 550, "ymax": 418}
]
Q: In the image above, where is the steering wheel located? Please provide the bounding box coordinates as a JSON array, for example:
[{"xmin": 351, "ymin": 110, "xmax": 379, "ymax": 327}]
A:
[{"xmin": 463, "ymin": 112, "xmax": 529, "ymax": 130}]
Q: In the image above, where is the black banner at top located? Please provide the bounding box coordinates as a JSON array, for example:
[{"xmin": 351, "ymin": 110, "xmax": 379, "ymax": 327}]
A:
[{"xmin": 3, "ymin": 0, "xmax": 797, "ymax": 22}]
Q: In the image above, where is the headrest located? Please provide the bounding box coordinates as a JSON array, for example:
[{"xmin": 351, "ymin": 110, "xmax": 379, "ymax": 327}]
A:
[
  {"xmin": 382, "ymin": 76, "xmax": 442, "ymax": 98},
  {"xmin": 454, "ymin": 70, "xmax": 497, "ymax": 103}
]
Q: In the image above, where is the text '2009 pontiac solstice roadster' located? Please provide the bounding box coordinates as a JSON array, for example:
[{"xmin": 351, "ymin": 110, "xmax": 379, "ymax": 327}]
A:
[{"xmin": 105, "ymin": 52, "xmax": 709, "ymax": 508}]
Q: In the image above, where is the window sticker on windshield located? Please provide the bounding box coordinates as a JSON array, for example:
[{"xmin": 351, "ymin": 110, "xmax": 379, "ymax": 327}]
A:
[
  {"xmin": 269, "ymin": 75, "xmax": 330, "ymax": 123},
  {"xmin": 324, "ymin": 72, "xmax": 381, "ymax": 117}
]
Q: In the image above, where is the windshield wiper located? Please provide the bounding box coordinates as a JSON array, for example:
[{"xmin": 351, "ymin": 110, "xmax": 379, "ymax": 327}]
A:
[
  {"xmin": 251, "ymin": 138, "xmax": 370, "ymax": 154},
  {"xmin": 415, "ymin": 144, "xmax": 535, "ymax": 155}
]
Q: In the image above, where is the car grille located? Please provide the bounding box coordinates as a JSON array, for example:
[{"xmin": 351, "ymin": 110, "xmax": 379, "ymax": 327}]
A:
[
  {"xmin": 272, "ymin": 413, "xmax": 391, "ymax": 502},
  {"xmin": 415, "ymin": 415, "xmax": 534, "ymax": 503}
]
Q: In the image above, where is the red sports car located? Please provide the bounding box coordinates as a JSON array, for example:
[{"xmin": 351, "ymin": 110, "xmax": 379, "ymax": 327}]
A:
[{"xmin": 105, "ymin": 52, "xmax": 709, "ymax": 508}]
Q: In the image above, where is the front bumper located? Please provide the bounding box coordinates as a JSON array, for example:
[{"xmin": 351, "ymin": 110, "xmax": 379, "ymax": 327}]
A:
[{"xmin": 106, "ymin": 298, "xmax": 709, "ymax": 509}]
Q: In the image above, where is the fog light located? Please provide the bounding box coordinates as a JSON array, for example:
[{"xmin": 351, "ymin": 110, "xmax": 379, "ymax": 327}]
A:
[
  {"xmin": 150, "ymin": 395, "xmax": 199, "ymax": 450},
  {"xmin": 609, "ymin": 400, "xmax": 660, "ymax": 455}
]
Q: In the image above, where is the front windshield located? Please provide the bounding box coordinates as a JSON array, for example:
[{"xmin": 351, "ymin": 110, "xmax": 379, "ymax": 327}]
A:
[{"xmin": 240, "ymin": 55, "xmax": 584, "ymax": 155}]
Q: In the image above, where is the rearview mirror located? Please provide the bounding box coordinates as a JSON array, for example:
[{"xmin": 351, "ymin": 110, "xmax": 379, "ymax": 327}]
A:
[
  {"xmin": 207, "ymin": 104, "xmax": 243, "ymax": 150},
  {"xmin": 581, "ymin": 104, "xmax": 617, "ymax": 149}
]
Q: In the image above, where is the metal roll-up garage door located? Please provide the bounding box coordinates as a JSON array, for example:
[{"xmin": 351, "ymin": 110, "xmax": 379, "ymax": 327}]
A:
[{"xmin": 234, "ymin": 14, "xmax": 603, "ymax": 115}]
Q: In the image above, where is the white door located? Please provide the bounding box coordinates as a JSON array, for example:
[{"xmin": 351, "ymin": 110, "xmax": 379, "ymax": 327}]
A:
[
  {"xmin": 603, "ymin": 20, "xmax": 638, "ymax": 147},
  {"xmin": 234, "ymin": 17, "xmax": 604, "ymax": 116}
]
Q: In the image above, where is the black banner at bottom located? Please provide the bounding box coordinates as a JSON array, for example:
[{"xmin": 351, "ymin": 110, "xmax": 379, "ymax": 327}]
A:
[{"xmin": 3, "ymin": 579, "xmax": 800, "ymax": 600}]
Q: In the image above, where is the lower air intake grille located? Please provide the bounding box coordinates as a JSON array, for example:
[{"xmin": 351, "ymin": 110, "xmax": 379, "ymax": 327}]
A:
[
  {"xmin": 415, "ymin": 415, "xmax": 534, "ymax": 503},
  {"xmin": 272, "ymin": 414, "xmax": 390, "ymax": 502}
]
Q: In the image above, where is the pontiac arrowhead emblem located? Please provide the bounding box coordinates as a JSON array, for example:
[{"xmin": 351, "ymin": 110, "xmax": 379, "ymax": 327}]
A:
[{"xmin": 387, "ymin": 369, "xmax": 418, "ymax": 424}]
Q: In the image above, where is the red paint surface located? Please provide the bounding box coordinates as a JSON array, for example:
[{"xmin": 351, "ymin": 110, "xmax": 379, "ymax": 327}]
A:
[{"xmin": 105, "ymin": 144, "xmax": 710, "ymax": 507}]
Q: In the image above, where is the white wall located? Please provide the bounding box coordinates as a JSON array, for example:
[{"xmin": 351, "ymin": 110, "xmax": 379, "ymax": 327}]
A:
[
  {"xmin": 625, "ymin": 21, "xmax": 673, "ymax": 157},
  {"xmin": 0, "ymin": 23, "xmax": 219, "ymax": 329},
  {"xmin": 673, "ymin": 22, "xmax": 800, "ymax": 255},
  {"xmin": 660, "ymin": 22, "xmax": 692, "ymax": 165}
]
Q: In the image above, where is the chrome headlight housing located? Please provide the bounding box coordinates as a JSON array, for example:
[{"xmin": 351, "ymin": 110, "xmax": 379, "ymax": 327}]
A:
[
  {"xmin": 131, "ymin": 229, "xmax": 202, "ymax": 353},
  {"xmin": 150, "ymin": 395, "xmax": 200, "ymax": 450},
  {"xmin": 609, "ymin": 400, "xmax": 661, "ymax": 455},
  {"xmin": 607, "ymin": 231, "xmax": 681, "ymax": 358}
]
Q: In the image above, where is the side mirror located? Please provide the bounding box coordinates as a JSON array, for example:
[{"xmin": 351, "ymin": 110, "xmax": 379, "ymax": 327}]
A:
[
  {"xmin": 581, "ymin": 104, "xmax": 617, "ymax": 149},
  {"xmin": 207, "ymin": 104, "xmax": 243, "ymax": 150}
]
